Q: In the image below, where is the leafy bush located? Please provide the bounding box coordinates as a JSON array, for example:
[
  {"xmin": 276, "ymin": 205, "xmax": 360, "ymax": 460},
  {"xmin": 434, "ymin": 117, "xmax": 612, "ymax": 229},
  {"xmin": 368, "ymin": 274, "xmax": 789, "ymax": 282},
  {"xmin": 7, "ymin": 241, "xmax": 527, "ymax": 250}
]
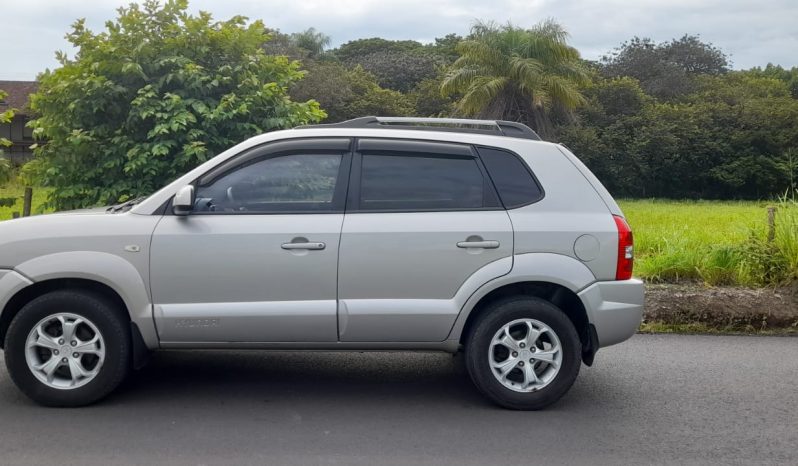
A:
[
  {"xmin": 0, "ymin": 89, "xmax": 13, "ymax": 185},
  {"xmin": 27, "ymin": 0, "xmax": 325, "ymax": 210}
]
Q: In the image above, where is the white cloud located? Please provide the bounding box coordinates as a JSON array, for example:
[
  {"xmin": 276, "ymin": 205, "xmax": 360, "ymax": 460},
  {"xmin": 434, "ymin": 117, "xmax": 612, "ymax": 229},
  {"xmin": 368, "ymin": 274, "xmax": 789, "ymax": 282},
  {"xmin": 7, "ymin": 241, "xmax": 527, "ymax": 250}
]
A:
[{"xmin": 1, "ymin": 0, "xmax": 796, "ymax": 80}]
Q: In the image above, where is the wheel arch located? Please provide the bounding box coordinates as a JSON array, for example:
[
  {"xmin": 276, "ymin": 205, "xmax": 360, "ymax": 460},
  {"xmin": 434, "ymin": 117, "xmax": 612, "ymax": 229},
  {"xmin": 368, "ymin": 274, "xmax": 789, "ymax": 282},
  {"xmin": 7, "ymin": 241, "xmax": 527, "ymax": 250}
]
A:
[
  {"xmin": 2, "ymin": 251, "xmax": 159, "ymax": 350},
  {"xmin": 0, "ymin": 278, "xmax": 129, "ymax": 348},
  {"xmin": 449, "ymin": 253, "xmax": 600, "ymax": 365},
  {"xmin": 0, "ymin": 277, "xmax": 152, "ymax": 369},
  {"xmin": 457, "ymin": 281, "xmax": 598, "ymax": 365}
]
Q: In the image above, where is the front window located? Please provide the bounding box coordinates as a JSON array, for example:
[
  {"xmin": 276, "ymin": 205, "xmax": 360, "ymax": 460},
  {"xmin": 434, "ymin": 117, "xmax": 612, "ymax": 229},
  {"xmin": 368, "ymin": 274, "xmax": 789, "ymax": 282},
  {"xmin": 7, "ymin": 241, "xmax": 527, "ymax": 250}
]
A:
[{"xmin": 193, "ymin": 153, "xmax": 343, "ymax": 213}]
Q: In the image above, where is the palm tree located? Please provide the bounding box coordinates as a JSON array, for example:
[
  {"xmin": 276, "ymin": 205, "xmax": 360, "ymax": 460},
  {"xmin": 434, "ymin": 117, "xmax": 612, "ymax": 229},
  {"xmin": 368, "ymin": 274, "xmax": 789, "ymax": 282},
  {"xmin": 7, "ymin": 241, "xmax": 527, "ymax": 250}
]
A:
[
  {"xmin": 289, "ymin": 28, "xmax": 332, "ymax": 59},
  {"xmin": 441, "ymin": 20, "xmax": 588, "ymax": 139}
]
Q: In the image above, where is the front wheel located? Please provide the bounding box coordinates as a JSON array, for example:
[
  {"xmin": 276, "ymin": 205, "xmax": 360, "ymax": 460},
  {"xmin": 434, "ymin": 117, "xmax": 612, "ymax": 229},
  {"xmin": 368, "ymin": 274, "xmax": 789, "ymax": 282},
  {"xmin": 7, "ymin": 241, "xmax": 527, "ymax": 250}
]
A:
[
  {"xmin": 4, "ymin": 290, "xmax": 131, "ymax": 406},
  {"xmin": 465, "ymin": 296, "xmax": 582, "ymax": 410}
]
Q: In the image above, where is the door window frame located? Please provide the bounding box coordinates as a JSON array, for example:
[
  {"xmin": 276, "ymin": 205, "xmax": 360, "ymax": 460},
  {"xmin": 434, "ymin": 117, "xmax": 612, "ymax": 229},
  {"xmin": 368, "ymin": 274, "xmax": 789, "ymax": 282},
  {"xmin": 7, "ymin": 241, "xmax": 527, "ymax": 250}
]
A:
[{"xmin": 168, "ymin": 138, "xmax": 354, "ymax": 215}]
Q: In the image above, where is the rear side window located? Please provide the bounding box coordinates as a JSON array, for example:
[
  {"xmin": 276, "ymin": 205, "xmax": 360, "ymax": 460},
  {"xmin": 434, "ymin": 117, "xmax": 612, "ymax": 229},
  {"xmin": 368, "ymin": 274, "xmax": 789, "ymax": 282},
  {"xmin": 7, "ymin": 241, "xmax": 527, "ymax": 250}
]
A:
[
  {"xmin": 359, "ymin": 154, "xmax": 487, "ymax": 210},
  {"xmin": 478, "ymin": 147, "xmax": 543, "ymax": 208}
]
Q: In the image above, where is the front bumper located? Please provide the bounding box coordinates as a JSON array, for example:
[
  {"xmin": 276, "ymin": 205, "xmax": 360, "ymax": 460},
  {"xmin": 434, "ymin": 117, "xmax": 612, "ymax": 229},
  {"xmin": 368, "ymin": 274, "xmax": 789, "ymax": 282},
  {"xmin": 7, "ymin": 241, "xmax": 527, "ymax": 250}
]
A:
[{"xmin": 578, "ymin": 278, "xmax": 644, "ymax": 348}]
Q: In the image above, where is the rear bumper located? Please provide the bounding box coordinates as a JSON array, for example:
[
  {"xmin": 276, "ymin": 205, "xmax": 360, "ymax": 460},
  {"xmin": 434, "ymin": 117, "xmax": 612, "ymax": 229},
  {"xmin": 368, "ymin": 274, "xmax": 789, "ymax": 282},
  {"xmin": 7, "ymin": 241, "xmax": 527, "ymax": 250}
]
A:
[{"xmin": 578, "ymin": 278, "xmax": 644, "ymax": 348}]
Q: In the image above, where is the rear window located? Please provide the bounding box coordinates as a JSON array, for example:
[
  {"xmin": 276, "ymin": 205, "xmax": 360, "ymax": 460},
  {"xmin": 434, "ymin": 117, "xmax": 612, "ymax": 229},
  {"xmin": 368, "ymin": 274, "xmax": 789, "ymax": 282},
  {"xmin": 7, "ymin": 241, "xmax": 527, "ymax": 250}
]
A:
[
  {"xmin": 478, "ymin": 147, "xmax": 543, "ymax": 208},
  {"xmin": 360, "ymin": 154, "xmax": 487, "ymax": 210}
]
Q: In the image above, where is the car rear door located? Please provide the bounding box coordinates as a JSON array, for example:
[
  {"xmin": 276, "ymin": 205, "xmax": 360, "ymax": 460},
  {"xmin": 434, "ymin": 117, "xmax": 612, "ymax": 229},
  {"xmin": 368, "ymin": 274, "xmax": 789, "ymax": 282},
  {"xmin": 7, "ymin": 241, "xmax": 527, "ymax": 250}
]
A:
[{"xmin": 337, "ymin": 139, "xmax": 513, "ymax": 342}]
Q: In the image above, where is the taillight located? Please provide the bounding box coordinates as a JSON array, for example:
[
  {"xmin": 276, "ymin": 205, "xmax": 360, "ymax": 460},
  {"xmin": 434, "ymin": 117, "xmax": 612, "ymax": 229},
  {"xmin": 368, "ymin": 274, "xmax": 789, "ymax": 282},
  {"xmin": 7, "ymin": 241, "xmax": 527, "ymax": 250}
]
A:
[{"xmin": 613, "ymin": 215, "xmax": 634, "ymax": 280}]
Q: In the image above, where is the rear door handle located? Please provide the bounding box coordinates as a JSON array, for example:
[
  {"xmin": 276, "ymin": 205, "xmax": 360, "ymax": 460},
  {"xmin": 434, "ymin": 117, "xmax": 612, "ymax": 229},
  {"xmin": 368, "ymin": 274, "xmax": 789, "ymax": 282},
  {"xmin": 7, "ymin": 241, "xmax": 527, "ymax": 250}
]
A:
[
  {"xmin": 281, "ymin": 242, "xmax": 326, "ymax": 250},
  {"xmin": 456, "ymin": 240, "xmax": 500, "ymax": 249}
]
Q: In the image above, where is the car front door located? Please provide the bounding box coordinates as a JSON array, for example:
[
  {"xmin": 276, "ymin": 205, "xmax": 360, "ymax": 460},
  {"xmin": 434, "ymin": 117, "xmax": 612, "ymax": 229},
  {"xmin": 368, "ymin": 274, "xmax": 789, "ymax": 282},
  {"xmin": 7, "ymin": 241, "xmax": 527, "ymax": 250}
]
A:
[
  {"xmin": 150, "ymin": 138, "xmax": 351, "ymax": 344},
  {"xmin": 337, "ymin": 139, "xmax": 514, "ymax": 342}
]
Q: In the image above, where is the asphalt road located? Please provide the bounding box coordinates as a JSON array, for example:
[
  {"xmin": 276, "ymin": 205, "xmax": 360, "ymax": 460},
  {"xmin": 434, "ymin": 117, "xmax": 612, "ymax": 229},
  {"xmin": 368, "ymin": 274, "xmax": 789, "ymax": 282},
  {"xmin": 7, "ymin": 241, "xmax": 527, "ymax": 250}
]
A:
[{"xmin": 0, "ymin": 334, "xmax": 796, "ymax": 466}]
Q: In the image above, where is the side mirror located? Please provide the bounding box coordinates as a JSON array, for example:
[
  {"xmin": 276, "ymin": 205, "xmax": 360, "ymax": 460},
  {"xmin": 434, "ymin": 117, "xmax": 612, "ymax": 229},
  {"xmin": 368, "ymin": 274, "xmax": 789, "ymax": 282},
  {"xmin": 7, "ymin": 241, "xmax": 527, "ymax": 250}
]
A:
[{"xmin": 172, "ymin": 185, "xmax": 195, "ymax": 216}]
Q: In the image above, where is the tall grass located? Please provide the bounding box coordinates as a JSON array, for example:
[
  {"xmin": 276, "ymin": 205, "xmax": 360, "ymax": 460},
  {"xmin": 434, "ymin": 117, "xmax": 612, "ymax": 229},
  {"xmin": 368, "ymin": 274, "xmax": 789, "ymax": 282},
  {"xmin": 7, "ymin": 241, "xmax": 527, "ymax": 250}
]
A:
[
  {"xmin": 771, "ymin": 196, "xmax": 798, "ymax": 283},
  {"xmin": 620, "ymin": 198, "xmax": 798, "ymax": 286}
]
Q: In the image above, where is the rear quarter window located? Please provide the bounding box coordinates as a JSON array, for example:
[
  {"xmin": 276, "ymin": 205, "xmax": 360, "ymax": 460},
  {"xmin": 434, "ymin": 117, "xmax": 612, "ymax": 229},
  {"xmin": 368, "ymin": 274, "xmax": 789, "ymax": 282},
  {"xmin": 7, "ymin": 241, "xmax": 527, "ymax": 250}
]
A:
[{"xmin": 478, "ymin": 146, "xmax": 544, "ymax": 208}]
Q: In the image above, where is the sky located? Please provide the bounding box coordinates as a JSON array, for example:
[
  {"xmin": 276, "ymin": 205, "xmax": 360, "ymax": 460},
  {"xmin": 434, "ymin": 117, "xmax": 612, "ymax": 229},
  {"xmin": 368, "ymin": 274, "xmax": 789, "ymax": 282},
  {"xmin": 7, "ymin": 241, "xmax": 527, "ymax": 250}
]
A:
[{"xmin": 1, "ymin": 0, "xmax": 796, "ymax": 80}]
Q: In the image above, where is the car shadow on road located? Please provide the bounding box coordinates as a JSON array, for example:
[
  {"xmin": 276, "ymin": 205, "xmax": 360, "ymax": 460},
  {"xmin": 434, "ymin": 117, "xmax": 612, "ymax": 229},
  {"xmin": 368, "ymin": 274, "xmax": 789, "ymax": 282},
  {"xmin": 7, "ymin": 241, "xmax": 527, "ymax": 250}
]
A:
[{"xmin": 101, "ymin": 350, "xmax": 635, "ymax": 412}]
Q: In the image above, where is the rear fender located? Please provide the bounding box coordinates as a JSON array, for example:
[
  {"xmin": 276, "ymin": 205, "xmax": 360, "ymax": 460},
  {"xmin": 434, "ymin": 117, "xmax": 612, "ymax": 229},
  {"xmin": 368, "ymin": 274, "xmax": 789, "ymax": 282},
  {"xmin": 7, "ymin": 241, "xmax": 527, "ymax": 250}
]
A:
[{"xmin": 447, "ymin": 253, "xmax": 596, "ymax": 340}]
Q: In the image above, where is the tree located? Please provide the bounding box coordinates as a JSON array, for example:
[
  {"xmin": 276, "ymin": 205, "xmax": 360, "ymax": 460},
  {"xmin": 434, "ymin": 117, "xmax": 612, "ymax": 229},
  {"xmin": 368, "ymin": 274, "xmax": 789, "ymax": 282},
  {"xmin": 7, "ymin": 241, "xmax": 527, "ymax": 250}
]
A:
[
  {"xmin": 350, "ymin": 49, "xmax": 439, "ymax": 92},
  {"xmin": 26, "ymin": 0, "xmax": 325, "ymax": 210},
  {"xmin": 426, "ymin": 34, "xmax": 463, "ymax": 64},
  {"xmin": 290, "ymin": 61, "xmax": 355, "ymax": 122},
  {"xmin": 410, "ymin": 75, "xmax": 456, "ymax": 117},
  {"xmin": 601, "ymin": 35, "xmax": 729, "ymax": 100},
  {"xmin": 0, "ymin": 89, "xmax": 13, "ymax": 184},
  {"xmin": 441, "ymin": 20, "xmax": 589, "ymax": 139},
  {"xmin": 662, "ymin": 35, "xmax": 729, "ymax": 75},
  {"xmin": 333, "ymin": 38, "xmax": 441, "ymax": 93},
  {"xmin": 745, "ymin": 64, "xmax": 798, "ymax": 99},
  {"xmin": 289, "ymin": 27, "xmax": 331, "ymax": 59},
  {"xmin": 334, "ymin": 38, "xmax": 424, "ymax": 63},
  {"xmin": 560, "ymin": 71, "xmax": 798, "ymax": 199},
  {"xmin": 342, "ymin": 66, "xmax": 414, "ymax": 117},
  {"xmin": 290, "ymin": 63, "xmax": 413, "ymax": 122},
  {"xmin": 262, "ymin": 28, "xmax": 332, "ymax": 61}
]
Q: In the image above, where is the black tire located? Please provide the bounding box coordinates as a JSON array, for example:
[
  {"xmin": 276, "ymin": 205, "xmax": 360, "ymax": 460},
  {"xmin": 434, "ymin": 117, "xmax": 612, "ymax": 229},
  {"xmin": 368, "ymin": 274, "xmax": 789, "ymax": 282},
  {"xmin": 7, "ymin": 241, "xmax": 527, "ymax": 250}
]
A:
[
  {"xmin": 465, "ymin": 296, "xmax": 582, "ymax": 410},
  {"xmin": 4, "ymin": 290, "xmax": 131, "ymax": 407}
]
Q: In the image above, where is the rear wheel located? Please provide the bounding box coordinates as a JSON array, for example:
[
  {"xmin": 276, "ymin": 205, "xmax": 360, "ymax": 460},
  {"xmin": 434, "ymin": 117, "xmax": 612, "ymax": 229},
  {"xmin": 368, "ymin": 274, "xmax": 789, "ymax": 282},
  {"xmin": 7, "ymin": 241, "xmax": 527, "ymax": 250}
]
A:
[
  {"xmin": 465, "ymin": 296, "xmax": 581, "ymax": 410},
  {"xmin": 4, "ymin": 290, "xmax": 131, "ymax": 406}
]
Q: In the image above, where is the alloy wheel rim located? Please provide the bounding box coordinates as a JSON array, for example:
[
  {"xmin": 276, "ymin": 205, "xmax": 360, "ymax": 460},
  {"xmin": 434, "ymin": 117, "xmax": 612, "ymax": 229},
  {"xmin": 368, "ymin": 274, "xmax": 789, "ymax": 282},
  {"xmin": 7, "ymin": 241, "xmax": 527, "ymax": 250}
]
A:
[
  {"xmin": 24, "ymin": 313, "xmax": 106, "ymax": 390},
  {"xmin": 488, "ymin": 318, "xmax": 562, "ymax": 392}
]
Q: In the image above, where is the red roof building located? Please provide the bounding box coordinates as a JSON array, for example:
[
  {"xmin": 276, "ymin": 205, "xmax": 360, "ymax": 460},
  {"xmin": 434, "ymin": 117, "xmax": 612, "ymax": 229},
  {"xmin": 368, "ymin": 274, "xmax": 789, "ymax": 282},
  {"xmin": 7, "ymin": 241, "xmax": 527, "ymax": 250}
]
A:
[{"xmin": 0, "ymin": 80, "xmax": 38, "ymax": 164}]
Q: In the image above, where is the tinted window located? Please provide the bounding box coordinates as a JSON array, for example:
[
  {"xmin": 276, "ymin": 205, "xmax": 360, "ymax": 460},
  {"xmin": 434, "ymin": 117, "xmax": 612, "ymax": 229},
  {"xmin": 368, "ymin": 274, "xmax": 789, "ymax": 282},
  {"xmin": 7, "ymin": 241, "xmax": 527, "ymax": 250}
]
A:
[
  {"xmin": 360, "ymin": 154, "xmax": 486, "ymax": 210},
  {"xmin": 478, "ymin": 147, "xmax": 543, "ymax": 208},
  {"xmin": 194, "ymin": 153, "xmax": 342, "ymax": 213}
]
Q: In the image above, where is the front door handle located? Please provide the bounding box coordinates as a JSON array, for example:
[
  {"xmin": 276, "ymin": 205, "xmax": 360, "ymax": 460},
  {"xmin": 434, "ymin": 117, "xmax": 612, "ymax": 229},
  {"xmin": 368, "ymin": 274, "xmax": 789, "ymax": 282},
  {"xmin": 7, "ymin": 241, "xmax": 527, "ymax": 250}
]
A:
[
  {"xmin": 456, "ymin": 240, "xmax": 500, "ymax": 249},
  {"xmin": 281, "ymin": 242, "xmax": 326, "ymax": 250}
]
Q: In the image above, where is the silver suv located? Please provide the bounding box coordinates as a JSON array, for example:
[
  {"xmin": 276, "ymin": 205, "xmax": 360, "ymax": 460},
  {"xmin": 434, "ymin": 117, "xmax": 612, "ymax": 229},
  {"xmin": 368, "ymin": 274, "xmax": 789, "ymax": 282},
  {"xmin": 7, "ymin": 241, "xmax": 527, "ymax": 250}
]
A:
[{"xmin": 0, "ymin": 117, "xmax": 643, "ymax": 409}]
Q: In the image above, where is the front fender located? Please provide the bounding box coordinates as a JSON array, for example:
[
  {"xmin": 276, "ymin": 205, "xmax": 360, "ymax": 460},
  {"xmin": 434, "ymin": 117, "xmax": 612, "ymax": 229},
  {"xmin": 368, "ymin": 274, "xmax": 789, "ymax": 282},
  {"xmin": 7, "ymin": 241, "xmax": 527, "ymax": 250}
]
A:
[
  {"xmin": 446, "ymin": 253, "xmax": 597, "ymax": 341},
  {"xmin": 12, "ymin": 251, "xmax": 158, "ymax": 348}
]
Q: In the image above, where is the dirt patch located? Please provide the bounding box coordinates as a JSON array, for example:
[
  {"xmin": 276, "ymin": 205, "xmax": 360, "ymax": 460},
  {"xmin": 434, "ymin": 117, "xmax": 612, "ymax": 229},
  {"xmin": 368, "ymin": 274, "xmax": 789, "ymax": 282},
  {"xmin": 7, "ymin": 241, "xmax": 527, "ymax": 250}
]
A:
[{"xmin": 644, "ymin": 283, "xmax": 798, "ymax": 332}]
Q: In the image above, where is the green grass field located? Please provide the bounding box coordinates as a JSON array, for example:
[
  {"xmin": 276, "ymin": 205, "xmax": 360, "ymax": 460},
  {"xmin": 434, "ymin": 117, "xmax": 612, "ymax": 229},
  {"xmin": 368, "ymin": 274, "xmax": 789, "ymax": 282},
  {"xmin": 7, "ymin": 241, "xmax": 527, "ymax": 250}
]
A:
[
  {"xmin": 1, "ymin": 184, "xmax": 796, "ymax": 286},
  {"xmin": 620, "ymin": 198, "xmax": 798, "ymax": 286},
  {"xmin": 0, "ymin": 184, "xmax": 52, "ymax": 220}
]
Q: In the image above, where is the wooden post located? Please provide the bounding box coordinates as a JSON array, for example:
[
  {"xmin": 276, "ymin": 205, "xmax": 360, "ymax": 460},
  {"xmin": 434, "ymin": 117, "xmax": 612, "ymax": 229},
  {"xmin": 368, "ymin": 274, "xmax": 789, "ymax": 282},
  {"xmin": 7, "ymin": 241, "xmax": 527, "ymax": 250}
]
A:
[
  {"xmin": 767, "ymin": 206, "xmax": 776, "ymax": 242},
  {"xmin": 11, "ymin": 212, "xmax": 19, "ymax": 219},
  {"xmin": 22, "ymin": 187, "xmax": 32, "ymax": 217}
]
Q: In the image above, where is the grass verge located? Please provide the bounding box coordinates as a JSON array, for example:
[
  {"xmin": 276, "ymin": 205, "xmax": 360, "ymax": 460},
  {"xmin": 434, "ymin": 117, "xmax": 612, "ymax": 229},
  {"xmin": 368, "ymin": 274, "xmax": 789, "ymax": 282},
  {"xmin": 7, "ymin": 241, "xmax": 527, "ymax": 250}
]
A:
[
  {"xmin": 639, "ymin": 321, "xmax": 797, "ymax": 336},
  {"xmin": 0, "ymin": 184, "xmax": 52, "ymax": 220}
]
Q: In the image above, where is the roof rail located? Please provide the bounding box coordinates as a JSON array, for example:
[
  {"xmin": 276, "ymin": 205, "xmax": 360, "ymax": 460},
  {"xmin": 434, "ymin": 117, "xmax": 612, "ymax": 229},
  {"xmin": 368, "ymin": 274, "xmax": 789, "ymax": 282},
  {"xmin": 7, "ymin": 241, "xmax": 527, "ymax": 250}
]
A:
[{"xmin": 296, "ymin": 116, "xmax": 541, "ymax": 141}]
